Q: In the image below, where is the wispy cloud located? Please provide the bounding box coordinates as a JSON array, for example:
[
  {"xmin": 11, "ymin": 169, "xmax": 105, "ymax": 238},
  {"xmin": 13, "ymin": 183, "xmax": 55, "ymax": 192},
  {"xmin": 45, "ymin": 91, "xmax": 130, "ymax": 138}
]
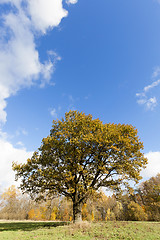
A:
[
  {"xmin": 136, "ymin": 69, "xmax": 160, "ymax": 110},
  {"xmin": 66, "ymin": 0, "xmax": 78, "ymax": 5},
  {"xmin": 0, "ymin": 0, "xmax": 68, "ymax": 124},
  {"xmin": 152, "ymin": 66, "xmax": 160, "ymax": 78},
  {"xmin": 49, "ymin": 105, "xmax": 63, "ymax": 119},
  {"xmin": 136, "ymin": 96, "xmax": 157, "ymax": 110},
  {"xmin": 84, "ymin": 94, "xmax": 91, "ymax": 100},
  {"xmin": 50, "ymin": 108, "xmax": 58, "ymax": 118},
  {"xmin": 144, "ymin": 79, "xmax": 160, "ymax": 92},
  {"xmin": 68, "ymin": 94, "xmax": 77, "ymax": 111},
  {"xmin": 16, "ymin": 141, "xmax": 25, "ymax": 148},
  {"xmin": 16, "ymin": 128, "xmax": 28, "ymax": 136}
]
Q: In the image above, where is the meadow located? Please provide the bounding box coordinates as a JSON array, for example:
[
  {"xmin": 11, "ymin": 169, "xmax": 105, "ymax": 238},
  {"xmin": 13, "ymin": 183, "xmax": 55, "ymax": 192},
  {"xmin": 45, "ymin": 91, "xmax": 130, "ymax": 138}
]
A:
[{"xmin": 0, "ymin": 220, "xmax": 159, "ymax": 240}]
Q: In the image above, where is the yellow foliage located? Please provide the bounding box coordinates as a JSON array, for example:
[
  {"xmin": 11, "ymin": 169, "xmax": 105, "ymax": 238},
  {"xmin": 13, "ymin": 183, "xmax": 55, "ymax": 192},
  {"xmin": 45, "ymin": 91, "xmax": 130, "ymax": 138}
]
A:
[
  {"xmin": 63, "ymin": 208, "xmax": 69, "ymax": 221},
  {"xmin": 2, "ymin": 185, "xmax": 20, "ymax": 201},
  {"xmin": 91, "ymin": 211, "xmax": 94, "ymax": 221},
  {"xmin": 28, "ymin": 209, "xmax": 35, "ymax": 220},
  {"xmin": 28, "ymin": 208, "xmax": 42, "ymax": 220},
  {"xmin": 105, "ymin": 208, "xmax": 111, "ymax": 221},
  {"xmin": 51, "ymin": 211, "xmax": 56, "ymax": 221},
  {"xmin": 13, "ymin": 110, "xmax": 147, "ymax": 222},
  {"xmin": 82, "ymin": 203, "xmax": 88, "ymax": 221}
]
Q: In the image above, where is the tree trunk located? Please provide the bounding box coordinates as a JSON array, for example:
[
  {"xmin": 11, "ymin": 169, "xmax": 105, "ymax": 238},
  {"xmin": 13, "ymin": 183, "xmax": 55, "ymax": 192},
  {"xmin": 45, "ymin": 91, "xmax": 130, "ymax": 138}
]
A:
[{"xmin": 73, "ymin": 201, "xmax": 83, "ymax": 222}]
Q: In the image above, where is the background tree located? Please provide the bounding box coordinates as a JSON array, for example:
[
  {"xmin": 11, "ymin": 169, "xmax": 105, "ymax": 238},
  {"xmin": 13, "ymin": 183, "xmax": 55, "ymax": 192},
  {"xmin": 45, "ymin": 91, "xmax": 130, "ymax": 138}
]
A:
[
  {"xmin": 89, "ymin": 192, "xmax": 123, "ymax": 221},
  {"xmin": 136, "ymin": 173, "xmax": 160, "ymax": 221},
  {"xmin": 59, "ymin": 197, "xmax": 73, "ymax": 221},
  {"xmin": 126, "ymin": 201, "xmax": 148, "ymax": 221},
  {"xmin": 13, "ymin": 110, "xmax": 147, "ymax": 222},
  {"xmin": 94, "ymin": 191, "xmax": 109, "ymax": 221},
  {"xmin": 0, "ymin": 185, "xmax": 30, "ymax": 220}
]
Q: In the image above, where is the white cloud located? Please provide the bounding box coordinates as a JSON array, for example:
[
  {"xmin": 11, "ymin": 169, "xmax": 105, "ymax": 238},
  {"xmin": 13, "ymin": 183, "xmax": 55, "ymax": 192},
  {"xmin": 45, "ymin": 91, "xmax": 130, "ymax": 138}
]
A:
[
  {"xmin": 146, "ymin": 97, "xmax": 157, "ymax": 110},
  {"xmin": 84, "ymin": 96, "xmax": 89, "ymax": 100},
  {"xmin": 136, "ymin": 71, "xmax": 160, "ymax": 110},
  {"xmin": 66, "ymin": 0, "xmax": 78, "ymax": 5},
  {"xmin": 27, "ymin": 0, "xmax": 68, "ymax": 33},
  {"xmin": 69, "ymin": 94, "xmax": 74, "ymax": 102},
  {"xmin": 0, "ymin": 129, "xmax": 8, "ymax": 140},
  {"xmin": 50, "ymin": 108, "xmax": 57, "ymax": 118},
  {"xmin": 152, "ymin": 66, "xmax": 160, "ymax": 78},
  {"xmin": 0, "ymin": 0, "xmax": 68, "ymax": 124},
  {"xmin": 144, "ymin": 79, "xmax": 160, "ymax": 92},
  {"xmin": 0, "ymin": 0, "xmax": 76, "ymax": 191},
  {"xmin": 136, "ymin": 92, "xmax": 145, "ymax": 98},
  {"xmin": 137, "ymin": 97, "xmax": 157, "ymax": 110},
  {"xmin": 141, "ymin": 151, "xmax": 160, "ymax": 179},
  {"xmin": 0, "ymin": 138, "xmax": 33, "ymax": 190},
  {"xmin": 137, "ymin": 98, "xmax": 146, "ymax": 105},
  {"xmin": 16, "ymin": 141, "xmax": 24, "ymax": 148},
  {"xmin": 16, "ymin": 128, "xmax": 28, "ymax": 136}
]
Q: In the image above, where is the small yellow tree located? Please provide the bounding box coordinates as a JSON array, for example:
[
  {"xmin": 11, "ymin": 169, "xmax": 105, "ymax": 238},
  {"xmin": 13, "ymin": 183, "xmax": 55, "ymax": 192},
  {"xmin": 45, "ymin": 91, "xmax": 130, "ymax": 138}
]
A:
[{"xmin": 127, "ymin": 201, "xmax": 148, "ymax": 221}]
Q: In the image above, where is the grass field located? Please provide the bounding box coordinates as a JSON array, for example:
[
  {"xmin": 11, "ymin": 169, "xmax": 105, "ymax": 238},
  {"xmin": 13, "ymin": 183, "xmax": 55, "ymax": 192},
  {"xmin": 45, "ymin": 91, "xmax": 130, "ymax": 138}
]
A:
[{"xmin": 0, "ymin": 220, "xmax": 159, "ymax": 240}]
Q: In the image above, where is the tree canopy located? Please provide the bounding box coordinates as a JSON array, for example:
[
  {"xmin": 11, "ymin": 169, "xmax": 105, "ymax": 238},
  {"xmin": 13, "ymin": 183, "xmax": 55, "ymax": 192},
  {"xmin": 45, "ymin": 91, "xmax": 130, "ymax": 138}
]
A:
[
  {"xmin": 13, "ymin": 110, "xmax": 147, "ymax": 222},
  {"xmin": 136, "ymin": 173, "xmax": 160, "ymax": 221}
]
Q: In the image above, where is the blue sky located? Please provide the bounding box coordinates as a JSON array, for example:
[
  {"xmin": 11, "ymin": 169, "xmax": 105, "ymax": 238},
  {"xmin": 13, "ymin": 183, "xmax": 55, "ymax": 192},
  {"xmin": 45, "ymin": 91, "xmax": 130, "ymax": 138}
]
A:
[{"xmin": 0, "ymin": 0, "xmax": 160, "ymax": 189}]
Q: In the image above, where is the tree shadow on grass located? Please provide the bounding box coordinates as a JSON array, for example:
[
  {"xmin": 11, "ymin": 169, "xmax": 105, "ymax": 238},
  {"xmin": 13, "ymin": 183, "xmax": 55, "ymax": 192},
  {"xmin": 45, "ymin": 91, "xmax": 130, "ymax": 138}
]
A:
[{"xmin": 0, "ymin": 221, "xmax": 68, "ymax": 232}]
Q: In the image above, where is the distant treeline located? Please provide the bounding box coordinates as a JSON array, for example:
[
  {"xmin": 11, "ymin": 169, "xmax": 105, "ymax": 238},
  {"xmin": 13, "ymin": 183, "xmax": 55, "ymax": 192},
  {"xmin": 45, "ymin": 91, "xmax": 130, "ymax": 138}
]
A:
[{"xmin": 0, "ymin": 173, "xmax": 159, "ymax": 221}]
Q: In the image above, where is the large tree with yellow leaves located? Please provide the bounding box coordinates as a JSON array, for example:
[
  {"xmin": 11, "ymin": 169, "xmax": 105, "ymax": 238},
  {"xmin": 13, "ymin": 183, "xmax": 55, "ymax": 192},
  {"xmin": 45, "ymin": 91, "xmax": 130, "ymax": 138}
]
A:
[{"xmin": 13, "ymin": 110, "xmax": 147, "ymax": 222}]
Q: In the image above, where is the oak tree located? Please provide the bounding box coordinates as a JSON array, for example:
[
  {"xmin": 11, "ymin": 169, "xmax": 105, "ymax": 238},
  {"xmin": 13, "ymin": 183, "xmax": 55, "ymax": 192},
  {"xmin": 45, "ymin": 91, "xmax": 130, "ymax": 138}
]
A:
[{"xmin": 13, "ymin": 110, "xmax": 147, "ymax": 222}]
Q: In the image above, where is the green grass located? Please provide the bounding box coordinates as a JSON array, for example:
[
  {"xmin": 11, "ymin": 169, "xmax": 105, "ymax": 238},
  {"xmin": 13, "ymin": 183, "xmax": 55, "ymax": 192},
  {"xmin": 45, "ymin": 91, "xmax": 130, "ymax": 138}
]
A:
[{"xmin": 0, "ymin": 220, "xmax": 159, "ymax": 240}]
